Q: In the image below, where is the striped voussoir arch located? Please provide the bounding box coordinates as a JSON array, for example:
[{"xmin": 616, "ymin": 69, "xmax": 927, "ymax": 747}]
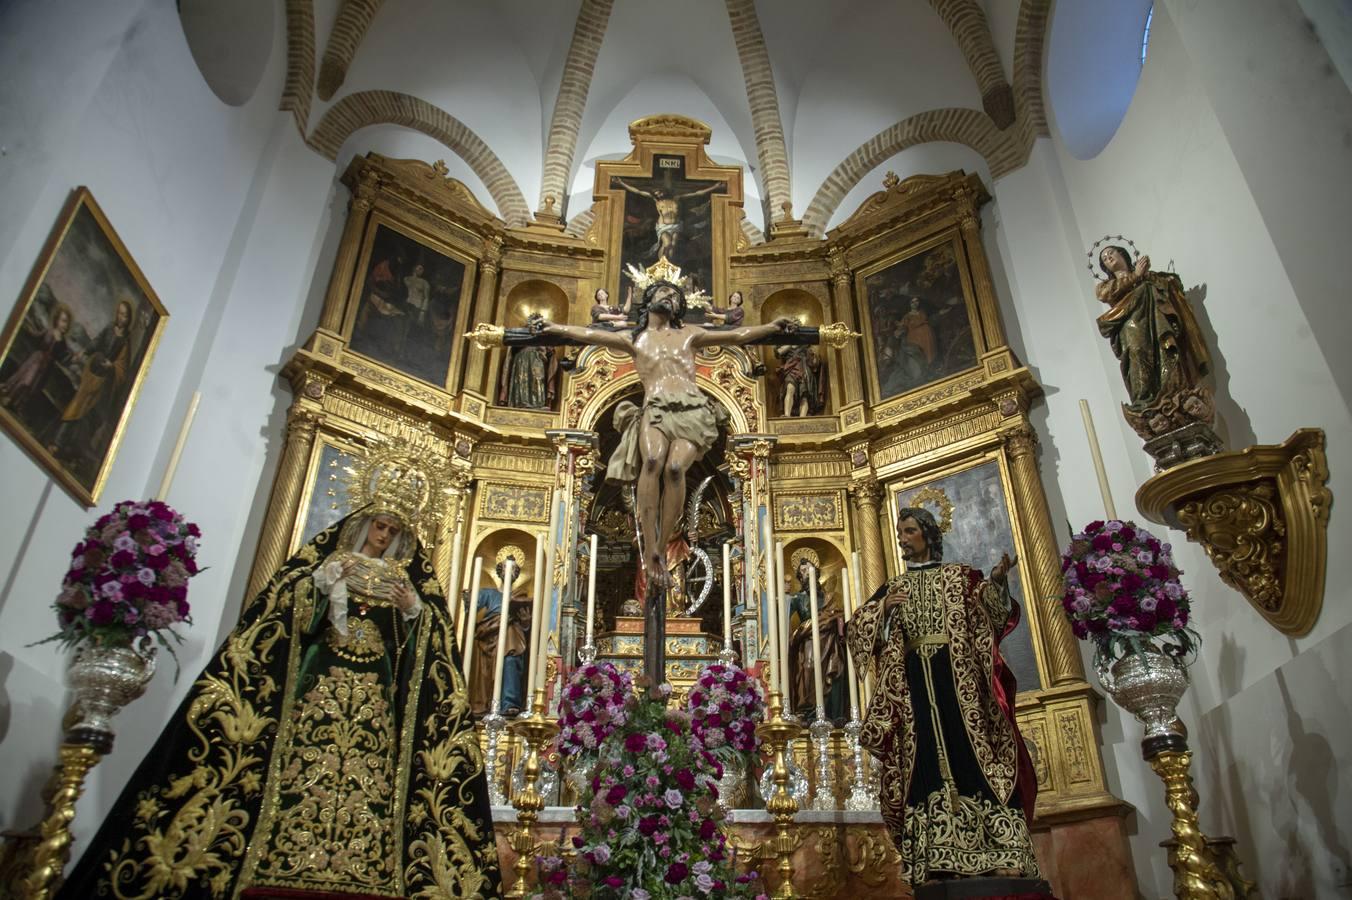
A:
[
  {"xmin": 725, "ymin": 0, "xmax": 792, "ymax": 224},
  {"xmin": 307, "ymin": 90, "xmax": 532, "ymax": 227},
  {"xmin": 281, "ymin": 0, "xmax": 316, "ymax": 135},
  {"xmin": 801, "ymin": 108, "xmax": 1020, "ymax": 235},
  {"xmin": 927, "ymin": 0, "xmax": 1016, "ymax": 128}
]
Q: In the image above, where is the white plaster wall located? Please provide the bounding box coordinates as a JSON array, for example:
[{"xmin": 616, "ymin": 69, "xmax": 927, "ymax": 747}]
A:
[
  {"xmin": 992, "ymin": 5, "xmax": 1352, "ymax": 895},
  {"xmin": 0, "ymin": 1, "xmax": 344, "ymax": 840}
]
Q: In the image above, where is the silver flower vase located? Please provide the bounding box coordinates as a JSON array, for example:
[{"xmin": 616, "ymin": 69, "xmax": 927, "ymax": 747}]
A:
[
  {"xmin": 1096, "ymin": 643, "xmax": 1189, "ymax": 747},
  {"xmin": 716, "ymin": 753, "xmax": 748, "ymax": 812},
  {"xmin": 67, "ymin": 641, "xmax": 158, "ymax": 739}
]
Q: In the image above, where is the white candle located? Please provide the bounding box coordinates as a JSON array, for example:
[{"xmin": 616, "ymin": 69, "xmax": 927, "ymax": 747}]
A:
[
  {"xmin": 586, "ymin": 533, "xmax": 599, "ymax": 647},
  {"xmin": 722, "ymin": 542, "xmax": 733, "ymax": 648},
  {"xmin": 808, "ymin": 565, "xmax": 826, "ymax": 716},
  {"xmin": 537, "ymin": 493, "xmax": 561, "ymax": 691},
  {"xmin": 1079, "ymin": 399, "xmax": 1119, "ymax": 519},
  {"xmin": 490, "ymin": 559, "xmax": 517, "ymax": 715},
  {"xmin": 841, "ymin": 572, "xmax": 860, "ymax": 716},
  {"xmin": 767, "ymin": 510, "xmax": 778, "ymax": 686},
  {"xmin": 155, "ymin": 390, "xmax": 201, "ymax": 501},
  {"xmin": 445, "ymin": 525, "xmax": 465, "ymax": 632},
  {"xmin": 850, "ymin": 550, "xmax": 872, "ymax": 710},
  {"xmin": 776, "ymin": 541, "xmax": 791, "ymax": 708},
  {"xmin": 526, "ymin": 540, "xmax": 546, "ymax": 697},
  {"xmin": 461, "ymin": 556, "xmax": 484, "ymax": 690}
]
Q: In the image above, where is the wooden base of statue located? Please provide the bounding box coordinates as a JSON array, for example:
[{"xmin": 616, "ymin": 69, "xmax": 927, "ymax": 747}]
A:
[{"xmin": 913, "ymin": 876, "xmax": 1056, "ymax": 900}]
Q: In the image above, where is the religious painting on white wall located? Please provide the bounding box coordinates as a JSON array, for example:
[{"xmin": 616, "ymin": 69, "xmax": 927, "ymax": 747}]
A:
[
  {"xmin": 0, "ymin": 187, "xmax": 168, "ymax": 506},
  {"xmin": 611, "ymin": 155, "xmax": 727, "ymax": 304},
  {"xmin": 892, "ymin": 457, "xmax": 1041, "ymax": 692},
  {"xmin": 291, "ymin": 439, "xmax": 357, "ymax": 553},
  {"xmin": 346, "ymin": 221, "xmax": 472, "ymax": 389},
  {"xmin": 862, "ymin": 234, "xmax": 979, "ymax": 402}
]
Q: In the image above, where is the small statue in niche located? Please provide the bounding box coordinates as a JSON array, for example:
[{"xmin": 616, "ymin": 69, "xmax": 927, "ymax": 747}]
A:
[
  {"xmin": 498, "ymin": 342, "xmax": 558, "ymax": 410},
  {"xmin": 590, "ymin": 286, "xmax": 632, "ymax": 328},
  {"xmin": 705, "ymin": 290, "xmax": 745, "ymax": 327},
  {"xmin": 775, "ymin": 341, "xmax": 827, "ymax": 417},
  {"xmin": 1093, "ymin": 240, "xmax": 1219, "ymax": 464}
]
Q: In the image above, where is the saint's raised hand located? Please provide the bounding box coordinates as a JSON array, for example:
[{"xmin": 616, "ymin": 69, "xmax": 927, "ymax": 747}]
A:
[{"xmin": 991, "ymin": 552, "xmax": 1018, "ymax": 584}]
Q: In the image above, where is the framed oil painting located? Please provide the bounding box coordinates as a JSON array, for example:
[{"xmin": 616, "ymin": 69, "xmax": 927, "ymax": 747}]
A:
[
  {"xmin": 291, "ymin": 436, "xmax": 359, "ymax": 554},
  {"xmin": 862, "ymin": 233, "xmax": 980, "ymax": 402},
  {"xmin": 0, "ymin": 187, "xmax": 167, "ymax": 506},
  {"xmin": 345, "ymin": 219, "xmax": 473, "ymax": 389},
  {"xmin": 611, "ymin": 154, "xmax": 727, "ymax": 302},
  {"xmin": 891, "ymin": 457, "xmax": 1042, "ymax": 692}
]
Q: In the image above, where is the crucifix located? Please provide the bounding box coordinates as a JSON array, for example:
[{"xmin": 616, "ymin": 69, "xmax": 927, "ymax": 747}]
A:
[{"xmin": 469, "ymin": 276, "xmax": 856, "ymax": 693}]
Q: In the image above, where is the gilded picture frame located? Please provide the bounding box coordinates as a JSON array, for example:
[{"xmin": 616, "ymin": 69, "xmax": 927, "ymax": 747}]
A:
[
  {"xmin": 886, "ymin": 450, "xmax": 1048, "ymax": 693},
  {"xmin": 0, "ymin": 187, "xmax": 168, "ymax": 507},
  {"xmin": 857, "ymin": 228, "xmax": 984, "ymax": 406},
  {"xmin": 290, "ymin": 431, "xmax": 362, "ymax": 555},
  {"xmin": 341, "ymin": 213, "xmax": 477, "ymax": 393}
]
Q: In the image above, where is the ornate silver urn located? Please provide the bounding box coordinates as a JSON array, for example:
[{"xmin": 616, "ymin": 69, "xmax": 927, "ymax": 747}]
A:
[
  {"xmin": 1096, "ymin": 644, "xmax": 1189, "ymax": 744},
  {"xmin": 716, "ymin": 753, "xmax": 748, "ymax": 812},
  {"xmin": 67, "ymin": 641, "xmax": 158, "ymax": 738}
]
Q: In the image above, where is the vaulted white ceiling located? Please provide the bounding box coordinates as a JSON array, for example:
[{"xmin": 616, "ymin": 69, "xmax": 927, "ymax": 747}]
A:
[{"xmin": 223, "ymin": 0, "xmax": 1068, "ymax": 234}]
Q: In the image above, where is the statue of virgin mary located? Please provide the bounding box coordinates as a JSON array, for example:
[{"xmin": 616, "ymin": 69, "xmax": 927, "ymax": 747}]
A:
[{"xmin": 56, "ymin": 451, "xmax": 501, "ymax": 899}]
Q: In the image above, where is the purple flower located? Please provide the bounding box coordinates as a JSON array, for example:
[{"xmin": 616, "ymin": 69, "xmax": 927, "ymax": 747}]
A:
[
  {"xmin": 136, "ymin": 568, "xmax": 156, "ymax": 586},
  {"xmin": 665, "ymin": 862, "xmax": 689, "ymax": 884},
  {"xmin": 664, "ymin": 788, "xmax": 683, "ymax": 809},
  {"xmin": 592, "ymin": 844, "xmax": 611, "ymax": 864},
  {"xmin": 695, "ymin": 873, "xmax": 716, "ymax": 894}
]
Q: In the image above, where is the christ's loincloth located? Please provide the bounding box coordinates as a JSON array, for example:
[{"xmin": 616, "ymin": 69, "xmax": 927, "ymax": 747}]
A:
[{"xmin": 605, "ymin": 388, "xmax": 728, "ymax": 484}]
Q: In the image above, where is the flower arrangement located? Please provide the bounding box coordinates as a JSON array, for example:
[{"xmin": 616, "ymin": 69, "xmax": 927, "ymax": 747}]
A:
[
  {"xmin": 555, "ymin": 661, "xmax": 635, "ymax": 763},
  {"xmin": 1060, "ymin": 519, "xmax": 1197, "ymax": 664},
  {"xmin": 685, "ymin": 663, "xmax": 765, "ymax": 763},
  {"xmin": 45, "ymin": 500, "xmax": 200, "ymax": 655},
  {"xmin": 534, "ymin": 691, "xmax": 768, "ymax": 900}
]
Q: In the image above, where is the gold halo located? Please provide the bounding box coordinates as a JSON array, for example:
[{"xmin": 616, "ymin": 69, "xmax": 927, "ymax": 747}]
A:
[
  {"xmin": 342, "ymin": 426, "xmax": 460, "ymax": 550},
  {"xmin": 495, "ymin": 544, "xmax": 526, "ymax": 587},
  {"xmin": 789, "ymin": 547, "xmax": 821, "ymax": 573},
  {"xmin": 903, "ymin": 487, "xmax": 954, "ymax": 534}
]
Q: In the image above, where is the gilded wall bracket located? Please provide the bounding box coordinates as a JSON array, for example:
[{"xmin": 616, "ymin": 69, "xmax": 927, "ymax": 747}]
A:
[{"xmin": 1136, "ymin": 428, "xmax": 1331, "ymax": 636}]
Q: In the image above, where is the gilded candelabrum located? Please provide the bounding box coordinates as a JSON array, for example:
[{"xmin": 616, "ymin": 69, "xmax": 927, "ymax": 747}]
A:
[
  {"xmin": 505, "ymin": 688, "xmax": 560, "ymax": 899},
  {"xmin": 755, "ymin": 691, "xmax": 804, "ymax": 899},
  {"xmin": 2, "ymin": 642, "xmax": 157, "ymax": 900},
  {"xmin": 1098, "ymin": 649, "xmax": 1237, "ymax": 899}
]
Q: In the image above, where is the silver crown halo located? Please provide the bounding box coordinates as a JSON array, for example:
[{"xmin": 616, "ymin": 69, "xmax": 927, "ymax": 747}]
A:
[{"xmin": 1086, "ymin": 234, "xmax": 1141, "ymax": 283}]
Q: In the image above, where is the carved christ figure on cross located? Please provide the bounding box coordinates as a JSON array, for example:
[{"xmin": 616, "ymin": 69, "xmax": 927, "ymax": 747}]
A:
[{"xmin": 530, "ymin": 280, "xmax": 796, "ymax": 684}]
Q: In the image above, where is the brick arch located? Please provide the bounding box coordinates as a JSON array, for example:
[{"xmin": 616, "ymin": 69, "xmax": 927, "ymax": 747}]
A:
[
  {"xmin": 538, "ymin": 0, "xmax": 616, "ymax": 218},
  {"xmin": 724, "ymin": 0, "xmax": 791, "ymax": 227},
  {"xmin": 308, "ymin": 90, "xmax": 531, "ymax": 227},
  {"xmin": 801, "ymin": 108, "xmax": 1017, "ymax": 235},
  {"xmin": 927, "ymin": 0, "xmax": 1015, "ymax": 128},
  {"xmin": 1012, "ymin": 0, "xmax": 1052, "ymax": 136},
  {"xmin": 280, "ymin": 0, "xmax": 316, "ymax": 135},
  {"xmin": 316, "ymin": 0, "xmax": 386, "ymax": 101}
]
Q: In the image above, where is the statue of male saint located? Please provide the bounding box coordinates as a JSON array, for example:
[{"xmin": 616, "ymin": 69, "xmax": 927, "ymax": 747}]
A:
[
  {"xmin": 532, "ymin": 280, "xmax": 796, "ymax": 682},
  {"xmin": 846, "ymin": 506, "xmax": 1041, "ymax": 887}
]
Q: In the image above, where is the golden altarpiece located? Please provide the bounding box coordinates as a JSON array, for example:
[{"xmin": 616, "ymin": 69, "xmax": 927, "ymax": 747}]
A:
[{"xmin": 246, "ymin": 116, "xmax": 1135, "ymax": 896}]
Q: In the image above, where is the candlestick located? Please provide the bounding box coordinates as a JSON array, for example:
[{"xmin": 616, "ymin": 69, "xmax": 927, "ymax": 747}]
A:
[
  {"xmin": 763, "ymin": 537, "xmax": 781, "ymax": 694},
  {"xmin": 776, "ymin": 542, "xmax": 791, "ymax": 712},
  {"xmin": 850, "ymin": 551, "xmax": 872, "ymax": 711},
  {"xmin": 1080, "ymin": 399, "xmax": 1119, "ymax": 519},
  {"xmin": 586, "ymin": 534, "xmax": 599, "ymax": 647},
  {"xmin": 462, "ymin": 557, "xmax": 484, "ymax": 691},
  {"xmin": 840, "ymin": 572, "xmax": 860, "ymax": 718},
  {"xmin": 490, "ymin": 560, "xmax": 517, "ymax": 715},
  {"xmin": 526, "ymin": 541, "xmax": 546, "ymax": 699},
  {"xmin": 445, "ymin": 525, "xmax": 465, "ymax": 633},
  {"xmin": 537, "ymin": 494, "xmax": 561, "ymax": 692},
  {"xmin": 807, "ymin": 566, "xmax": 826, "ymax": 716},
  {"xmin": 722, "ymin": 542, "xmax": 733, "ymax": 648},
  {"xmin": 154, "ymin": 390, "xmax": 200, "ymax": 501}
]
